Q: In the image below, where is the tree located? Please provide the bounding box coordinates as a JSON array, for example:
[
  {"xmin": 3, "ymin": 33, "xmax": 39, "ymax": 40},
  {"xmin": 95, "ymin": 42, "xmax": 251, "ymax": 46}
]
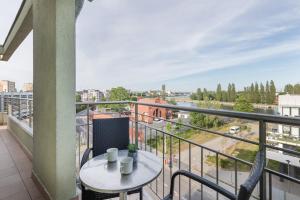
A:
[
  {"xmin": 175, "ymin": 118, "xmax": 183, "ymax": 131},
  {"xmin": 294, "ymin": 84, "xmax": 300, "ymax": 94},
  {"xmin": 190, "ymin": 112, "xmax": 223, "ymax": 128},
  {"xmin": 266, "ymin": 81, "xmax": 271, "ymax": 104},
  {"xmin": 190, "ymin": 93, "xmax": 198, "ymax": 100},
  {"xmin": 231, "ymin": 83, "xmax": 236, "ymax": 102},
  {"xmin": 107, "ymin": 87, "xmax": 130, "ymax": 110},
  {"xmin": 260, "ymin": 83, "xmax": 265, "ymax": 104},
  {"xmin": 284, "ymin": 84, "xmax": 294, "ymax": 94},
  {"xmin": 109, "ymin": 87, "xmax": 130, "ymax": 101},
  {"xmin": 165, "ymin": 122, "xmax": 173, "ymax": 133},
  {"xmin": 234, "ymin": 95, "xmax": 254, "ymax": 112},
  {"xmin": 222, "ymin": 91, "xmax": 228, "ymax": 102},
  {"xmin": 76, "ymin": 94, "xmax": 87, "ymax": 113},
  {"xmin": 216, "ymin": 84, "xmax": 222, "ymax": 101},
  {"xmin": 203, "ymin": 88, "xmax": 208, "ymax": 100},
  {"xmin": 250, "ymin": 83, "xmax": 255, "ymax": 103},
  {"xmin": 76, "ymin": 94, "xmax": 81, "ymax": 102},
  {"xmin": 167, "ymin": 98, "xmax": 177, "ymax": 105},
  {"xmin": 270, "ymin": 80, "xmax": 276, "ymax": 104},
  {"xmin": 254, "ymin": 82, "xmax": 260, "ymax": 103},
  {"xmin": 197, "ymin": 88, "xmax": 203, "ymax": 100},
  {"xmin": 227, "ymin": 84, "xmax": 232, "ymax": 102}
]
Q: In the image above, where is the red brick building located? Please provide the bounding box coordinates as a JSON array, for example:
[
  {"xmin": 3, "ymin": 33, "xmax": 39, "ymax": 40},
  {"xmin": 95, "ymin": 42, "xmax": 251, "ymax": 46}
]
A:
[{"xmin": 131, "ymin": 97, "xmax": 172, "ymax": 123}]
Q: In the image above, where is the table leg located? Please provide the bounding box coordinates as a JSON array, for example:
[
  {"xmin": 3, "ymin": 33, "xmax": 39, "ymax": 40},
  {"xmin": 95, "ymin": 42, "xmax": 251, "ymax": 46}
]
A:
[{"xmin": 120, "ymin": 192, "xmax": 127, "ymax": 200}]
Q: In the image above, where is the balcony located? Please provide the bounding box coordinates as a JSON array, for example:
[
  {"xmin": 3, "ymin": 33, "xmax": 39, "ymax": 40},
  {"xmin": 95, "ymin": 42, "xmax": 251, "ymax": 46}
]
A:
[
  {"xmin": 1, "ymin": 97, "xmax": 300, "ymax": 200},
  {"xmin": 1, "ymin": 1, "xmax": 300, "ymax": 199},
  {"xmin": 0, "ymin": 126, "xmax": 44, "ymax": 200}
]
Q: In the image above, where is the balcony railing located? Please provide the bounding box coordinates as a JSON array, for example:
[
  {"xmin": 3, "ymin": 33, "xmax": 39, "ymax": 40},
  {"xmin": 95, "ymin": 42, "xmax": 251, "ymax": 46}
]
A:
[
  {"xmin": 5, "ymin": 97, "xmax": 33, "ymax": 128},
  {"xmin": 75, "ymin": 101, "xmax": 300, "ymax": 200},
  {"xmin": 5, "ymin": 97, "xmax": 300, "ymax": 200}
]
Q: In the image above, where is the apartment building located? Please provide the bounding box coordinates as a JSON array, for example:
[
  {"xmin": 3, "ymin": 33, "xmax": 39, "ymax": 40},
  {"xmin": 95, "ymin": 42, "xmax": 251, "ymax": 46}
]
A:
[
  {"xmin": 0, "ymin": 80, "xmax": 16, "ymax": 92},
  {"xmin": 22, "ymin": 82, "xmax": 33, "ymax": 92},
  {"xmin": 81, "ymin": 89, "xmax": 104, "ymax": 102},
  {"xmin": 0, "ymin": 92, "xmax": 33, "ymax": 112},
  {"xmin": 278, "ymin": 94, "xmax": 300, "ymax": 138}
]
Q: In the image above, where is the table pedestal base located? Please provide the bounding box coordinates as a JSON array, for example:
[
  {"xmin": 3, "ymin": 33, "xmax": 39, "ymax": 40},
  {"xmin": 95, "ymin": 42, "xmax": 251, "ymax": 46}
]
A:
[{"xmin": 120, "ymin": 192, "xmax": 127, "ymax": 200}]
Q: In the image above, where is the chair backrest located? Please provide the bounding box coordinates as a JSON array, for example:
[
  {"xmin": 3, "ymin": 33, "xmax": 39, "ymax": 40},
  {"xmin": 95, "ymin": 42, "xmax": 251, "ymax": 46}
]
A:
[
  {"xmin": 237, "ymin": 150, "xmax": 265, "ymax": 200},
  {"xmin": 92, "ymin": 117, "xmax": 130, "ymax": 157}
]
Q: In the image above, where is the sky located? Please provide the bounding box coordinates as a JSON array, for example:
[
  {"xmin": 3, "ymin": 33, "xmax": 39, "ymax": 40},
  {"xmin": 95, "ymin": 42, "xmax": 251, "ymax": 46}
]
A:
[{"xmin": 0, "ymin": 0, "xmax": 300, "ymax": 92}]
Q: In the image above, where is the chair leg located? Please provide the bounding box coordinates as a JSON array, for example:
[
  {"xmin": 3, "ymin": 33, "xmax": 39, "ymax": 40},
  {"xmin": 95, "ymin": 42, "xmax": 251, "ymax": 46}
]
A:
[{"xmin": 139, "ymin": 188, "xmax": 143, "ymax": 200}]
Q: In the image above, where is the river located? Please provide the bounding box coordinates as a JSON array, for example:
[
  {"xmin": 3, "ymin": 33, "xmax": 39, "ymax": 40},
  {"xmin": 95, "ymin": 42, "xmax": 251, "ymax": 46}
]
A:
[{"xmin": 176, "ymin": 101, "xmax": 278, "ymax": 115}]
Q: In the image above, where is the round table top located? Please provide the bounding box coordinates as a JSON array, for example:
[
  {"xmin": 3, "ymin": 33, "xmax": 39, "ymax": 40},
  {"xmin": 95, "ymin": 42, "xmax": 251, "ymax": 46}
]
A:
[{"xmin": 80, "ymin": 150, "xmax": 162, "ymax": 193}]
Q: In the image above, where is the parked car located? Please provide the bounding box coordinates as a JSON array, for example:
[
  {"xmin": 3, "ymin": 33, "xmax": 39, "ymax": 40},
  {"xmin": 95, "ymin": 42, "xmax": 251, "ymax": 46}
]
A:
[{"xmin": 229, "ymin": 126, "xmax": 241, "ymax": 134}]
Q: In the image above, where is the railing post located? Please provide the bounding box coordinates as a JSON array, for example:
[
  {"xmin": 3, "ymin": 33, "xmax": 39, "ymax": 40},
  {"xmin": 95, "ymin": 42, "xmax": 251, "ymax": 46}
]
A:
[
  {"xmin": 135, "ymin": 103, "xmax": 138, "ymax": 145},
  {"xmin": 87, "ymin": 104, "xmax": 90, "ymax": 148},
  {"xmin": 259, "ymin": 120, "xmax": 267, "ymax": 200},
  {"xmin": 18, "ymin": 98, "xmax": 21, "ymax": 120},
  {"xmin": 29, "ymin": 100, "xmax": 32, "ymax": 128}
]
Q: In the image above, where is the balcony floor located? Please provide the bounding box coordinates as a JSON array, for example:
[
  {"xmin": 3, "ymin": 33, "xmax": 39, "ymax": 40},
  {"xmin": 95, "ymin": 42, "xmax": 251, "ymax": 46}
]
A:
[{"xmin": 0, "ymin": 126, "xmax": 45, "ymax": 200}]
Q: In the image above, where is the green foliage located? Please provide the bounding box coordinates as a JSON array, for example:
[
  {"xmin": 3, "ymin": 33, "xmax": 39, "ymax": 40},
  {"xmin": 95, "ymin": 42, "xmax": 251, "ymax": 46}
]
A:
[
  {"xmin": 76, "ymin": 94, "xmax": 81, "ymax": 102},
  {"xmin": 165, "ymin": 122, "xmax": 173, "ymax": 133},
  {"xmin": 270, "ymin": 80, "xmax": 276, "ymax": 104},
  {"xmin": 216, "ymin": 84, "xmax": 222, "ymax": 101},
  {"xmin": 175, "ymin": 118, "xmax": 183, "ymax": 130},
  {"xmin": 109, "ymin": 87, "xmax": 130, "ymax": 101},
  {"xmin": 207, "ymin": 148, "xmax": 258, "ymax": 171},
  {"xmin": 284, "ymin": 83, "xmax": 300, "ymax": 94},
  {"xmin": 260, "ymin": 83, "xmax": 265, "ymax": 104},
  {"xmin": 233, "ymin": 95, "xmax": 254, "ymax": 112},
  {"xmin": 131, "ymin": 96, "xmax": 138, "ymax": 101},
  {"xmin": 191, "ymin": 81, "xmax": 276, "ymax": 104},
  {"xmin": 227, "ymin": 83, "xmax": 236, "ymax": 102},
  {"xmin": 167, "ymin": 98, "xmax": 177, "ymax": 105},
  {"xmin": 190, "ymin": 112, "xmax": 223, "ymax": 128},
  {"xmin": 190, "ymin": 93, "xmax": 198, "ymax": 100},
  {"xmin": 104, "ymin": 87, "xmax": 130, "ymax": 110},
  {"xmin": 199, "ymin": 98, "xmax": 221, "ymax": 109},
  {"xmin": 128, "ymin": 144, "xmax": 138, "ymax": 153},
  {"xmin": 76, "ymin": 94, "xmax": 87, "ymax": 113}
]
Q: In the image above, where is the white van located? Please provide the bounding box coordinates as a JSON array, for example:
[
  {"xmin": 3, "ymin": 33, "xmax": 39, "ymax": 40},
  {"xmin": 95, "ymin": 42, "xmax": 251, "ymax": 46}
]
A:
[{"xmin": 229, "ymin": 126, "xmax": 240, "ymax": 134}]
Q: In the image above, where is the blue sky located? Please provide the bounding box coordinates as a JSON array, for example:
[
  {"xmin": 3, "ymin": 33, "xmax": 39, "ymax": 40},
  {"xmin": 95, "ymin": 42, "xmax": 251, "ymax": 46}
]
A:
[{"xmin": 1, "ymin": 0, "xmax": 300, "ymax": 91}]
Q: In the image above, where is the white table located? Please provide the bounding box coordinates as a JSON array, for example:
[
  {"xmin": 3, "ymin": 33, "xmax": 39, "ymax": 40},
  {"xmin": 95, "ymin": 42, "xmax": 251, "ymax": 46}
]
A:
[{"xmin": 80, "ymin": 150, "xmax": 162, "ymax": 200}]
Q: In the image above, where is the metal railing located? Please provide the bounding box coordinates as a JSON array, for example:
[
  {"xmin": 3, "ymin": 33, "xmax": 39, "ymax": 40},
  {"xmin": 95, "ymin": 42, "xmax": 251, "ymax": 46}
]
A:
[
  {"xmin": 5, "ymin": 97, "xmax": 300, "ymax": 199},
  {"xmin": 6, "ymin": 97, "xmax": 33, "ymax": 128},
  {"xmin": 76, "ymin": 101, "xmax": 300, "ymax": 200}
]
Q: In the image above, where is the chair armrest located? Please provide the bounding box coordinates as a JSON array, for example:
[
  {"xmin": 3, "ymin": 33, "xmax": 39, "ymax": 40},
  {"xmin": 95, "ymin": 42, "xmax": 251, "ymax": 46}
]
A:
[
  {"xmin": 169, "ymin": 170, "xmax": 236, "ymax": 200},
  {"xmin": 80, "ymin": 148, "xmax": 93, "ymax": 169}
]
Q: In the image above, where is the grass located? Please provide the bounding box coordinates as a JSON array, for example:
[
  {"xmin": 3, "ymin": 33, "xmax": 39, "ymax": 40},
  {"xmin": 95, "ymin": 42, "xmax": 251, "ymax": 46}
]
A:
[
  {"xmin": 146, "ymin": 129, "xmax": 217, "ymax": 154},
  {"xmin": 206, "ymin": 138, "xmax": 259, "ymax": 171}
]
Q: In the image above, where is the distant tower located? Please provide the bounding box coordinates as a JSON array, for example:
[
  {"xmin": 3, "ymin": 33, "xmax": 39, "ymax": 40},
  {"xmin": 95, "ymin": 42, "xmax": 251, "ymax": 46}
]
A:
[{"xmin": 162, "ymin": 84, "xmax": 166, "ymax": 100}]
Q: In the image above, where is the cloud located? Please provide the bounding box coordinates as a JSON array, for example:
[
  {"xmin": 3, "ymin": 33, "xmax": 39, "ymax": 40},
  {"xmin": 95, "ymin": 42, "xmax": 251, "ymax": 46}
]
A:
[
  {"xmin": 75, "ymin": 0, "xmax": 300, "ymax": 90},
  {"xmin": 1, "ymin": 0, "xmax": 300, "ymax": 91}
]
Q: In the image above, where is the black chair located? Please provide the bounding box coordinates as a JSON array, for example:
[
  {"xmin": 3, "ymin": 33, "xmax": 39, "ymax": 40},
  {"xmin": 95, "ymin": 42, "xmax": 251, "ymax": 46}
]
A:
[
  {"xmin": 163, "ymin": 151, "xmax": 265, "ymax": 200},
  {"xmin": 80, "ymin": 117, "xmax": 143, "ymax": 200}
]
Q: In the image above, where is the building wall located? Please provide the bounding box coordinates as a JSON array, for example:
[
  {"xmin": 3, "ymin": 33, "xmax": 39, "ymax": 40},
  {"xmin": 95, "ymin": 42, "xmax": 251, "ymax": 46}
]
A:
[
  {"xmin": 23, "ymin": 83, "xmax": 33, "ymax": 92},
  {"xmin": 7, "ymin": 115, "xmax": 33, "ymax": 156},
  {"xmin": 278, "ymin": 95, "xmax": 300, "ymax": 138},
  {"xmin": 0, "ymin": 92, "xmax": 33, "ymax": 112},
  {"xmin": 131, "ymin": 98, "xmax": 171, "ymax": 123},
  {"xmin": 0, "ymin": 80, "xmax": 16, "ymax": 92},
  {"xmin": 81, "ymin": 89, "xmax": 104, "ymax": 102}
]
